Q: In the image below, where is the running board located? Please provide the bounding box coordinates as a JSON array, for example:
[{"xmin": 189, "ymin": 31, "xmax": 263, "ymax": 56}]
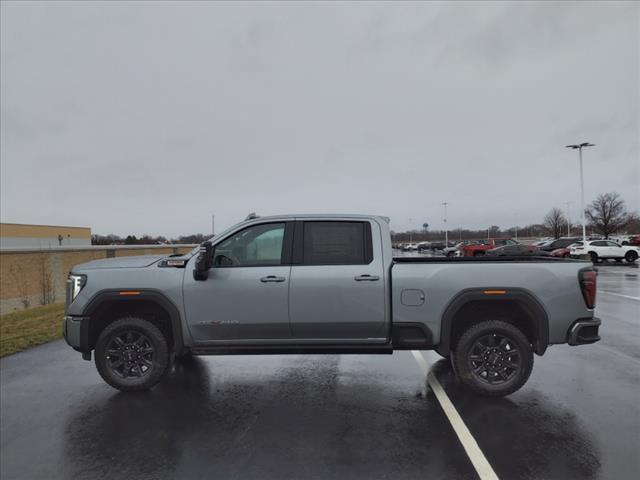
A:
[{"xmin": 191, "ymin": 344, "xmax": 394, "ymax": 356}]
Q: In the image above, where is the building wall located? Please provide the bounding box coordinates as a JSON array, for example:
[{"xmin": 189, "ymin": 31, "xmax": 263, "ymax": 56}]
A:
[
  {"xmin": 0, "ymin": 223, "xmax": 92, "ymax": 249},
  {"xmin": 0, "ymin": 245, "xmax": 196, "ymax": 314}
]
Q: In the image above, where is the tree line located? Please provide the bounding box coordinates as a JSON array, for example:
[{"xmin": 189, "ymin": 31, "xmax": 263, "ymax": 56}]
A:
[
  {"xmin": 543, "ymin": 192, "xmax": 638, "ymax": 239},
  {"xmin": 391, "ymin": 192, "xmax": 638, "ymax": 243},
  {"xmin": 91, "ymin": 233, "xmax": 209, "ymax": 245},
  {"xmin": 92, "ymin": 192, "xmax": 637, "ymax": 245}
]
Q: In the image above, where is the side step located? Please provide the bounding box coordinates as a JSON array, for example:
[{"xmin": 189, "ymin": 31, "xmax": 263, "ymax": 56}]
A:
[{"xmin": 191, "ymin": 344, "xmax": 394, "ymax": 356}]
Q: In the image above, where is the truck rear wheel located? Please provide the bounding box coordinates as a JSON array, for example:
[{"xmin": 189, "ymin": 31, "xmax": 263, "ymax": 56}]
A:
[
  {"xmin": 95, "ymin": 317, "xmax": 170, "ymax": 391},
  {"xmin": 452, "ymin": 320, "xmax": 533, "ymax": 397}
]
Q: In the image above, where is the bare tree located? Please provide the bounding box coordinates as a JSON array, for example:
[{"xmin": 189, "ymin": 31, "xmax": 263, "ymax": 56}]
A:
[
  {"xmin": 543, "ymin": 208, "xmax": 567, "ymax": 239},
  {"xmin": 9, "ymin": 265, "xmax": 30, "ymax": 309},
  {"xmin": 39, "ymin": 254, "xmax": 55, "ymax": 305},
  {"xmin": 586, "ymin": 192, "xmax": 629, "ymax": 239}
]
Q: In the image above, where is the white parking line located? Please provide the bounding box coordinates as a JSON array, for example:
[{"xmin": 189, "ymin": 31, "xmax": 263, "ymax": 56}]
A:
[
  {"xmin": 601, "ymin": 291, "xmax": 640, "ymax": 301},
  {"xmin": 411, "ymin": 351, "xmax": 499, "ymax": 480}
]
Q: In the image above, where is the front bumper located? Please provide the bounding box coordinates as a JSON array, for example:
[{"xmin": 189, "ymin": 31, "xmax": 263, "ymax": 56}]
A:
[
  {"xmin": 63, "ymin": 315, "xmax": 90, "ymax": 353},
  {"xmin": 567, "ymin": 317, "xmax": 601, "ymax": 345}
]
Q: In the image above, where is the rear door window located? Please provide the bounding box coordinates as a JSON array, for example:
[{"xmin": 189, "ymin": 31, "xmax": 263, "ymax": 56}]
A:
[{"xmin": 302, "ymin": 221, "xmax": 372, "ymax": 265}]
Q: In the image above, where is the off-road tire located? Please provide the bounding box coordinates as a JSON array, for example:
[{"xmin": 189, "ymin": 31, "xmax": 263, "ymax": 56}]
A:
[
  {"xmin": 452, "ymin": 320, "xmax": 533, "ymax": 397},
  {"xmin": 95, "ymin": 317, "xmax": 170, "ymax": 391}
]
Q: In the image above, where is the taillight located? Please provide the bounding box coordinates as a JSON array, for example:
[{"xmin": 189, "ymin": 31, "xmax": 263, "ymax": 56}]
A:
[{"xmin": 579, "ymin": 269, "xmax": 597, "ymax": 309}]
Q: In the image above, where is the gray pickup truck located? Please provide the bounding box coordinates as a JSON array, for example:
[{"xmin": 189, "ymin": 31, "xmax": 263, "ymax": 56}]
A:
[{"xmin": 63, "ymin": 214, "xmax": 600, "ymax": 396}]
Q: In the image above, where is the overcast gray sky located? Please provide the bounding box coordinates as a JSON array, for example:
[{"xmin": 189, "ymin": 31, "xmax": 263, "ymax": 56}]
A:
[{"xmin": 1, "ymin": 1, "xmax": 638, "ymax": 237}]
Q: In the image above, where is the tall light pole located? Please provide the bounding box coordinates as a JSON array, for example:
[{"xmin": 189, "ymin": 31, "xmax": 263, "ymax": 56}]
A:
[
  {"xmin": 565, "ymin": 142, "xmax": 595, "ymax": 244},
  {"xmin": 441, "ymin": 202, "xmax": 448, "ymax": 246},
  {"xmin": 408, "ymin": 217, "xmax": 413, "ymax": 244},
  {"xmin": 564, "ymin": 201, "xmax": 573, "ymax": 237}
]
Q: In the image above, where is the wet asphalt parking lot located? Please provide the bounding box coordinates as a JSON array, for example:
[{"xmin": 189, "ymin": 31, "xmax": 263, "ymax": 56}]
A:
[{"xmin": 1, "ymin": 263, "xmax": 639, "ymax": 480}]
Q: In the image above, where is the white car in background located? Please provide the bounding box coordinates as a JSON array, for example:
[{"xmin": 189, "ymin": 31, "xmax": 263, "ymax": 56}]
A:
[
  {"xmin": 570, "ymin": 240, "xmax": 639, "ymax": 263},
  {"xmin": 609, "ymin": 235, "xmax": 633, "ymax": 246}
]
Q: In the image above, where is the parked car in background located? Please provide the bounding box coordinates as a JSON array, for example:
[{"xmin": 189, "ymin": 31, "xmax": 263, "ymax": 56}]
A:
[
  {"xmin": 610, "ymin": 235, "xmax": 634, "ymax": 246},
  {"xmin": 533, "ymin": 238, "xmax": 553, "ymax": 247},
  {"xmin": 570, "ymin": 240, "xmax": 639, "ymax": 263},
  {"xmin": 459, "ymin": 238, "xmax": 518, "ymax": 257},
  {"xmin": 421, "ymin": 241, "xmax": 448, "ymax": 251},
  {"xmin": 444, "ymin": 241, "xmax": 468, "ymax": 257},
  {"xmin": 402, "ymin": 243, "xmax": 418, "ymax": 251},
  {"xmin": 486, "ymin": 244, "xmax": 549, "ymax": 256},
  {"xmin": 417, "ymin": 241, "xmax": 431, "ymax": 251},
  {"xmin": 539, "ymin": 237, "xmax": 581, "ymax": 252},
  {"xmin": 550, "ymin": 246, "xmax": 577, "ymax": 258},
  {"xmin": 630, "ymin": 235, "xmax": 640, "ymax": 246}
]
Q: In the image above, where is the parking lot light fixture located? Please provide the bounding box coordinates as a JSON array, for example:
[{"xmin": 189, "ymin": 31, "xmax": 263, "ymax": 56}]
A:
[
  {"xmin": 565, "ymin": 142, "xmax": 595, "ymax": 244},
  {"xmin": 442, "ymin": 202, "xmax": 448, "ymax": 246}
]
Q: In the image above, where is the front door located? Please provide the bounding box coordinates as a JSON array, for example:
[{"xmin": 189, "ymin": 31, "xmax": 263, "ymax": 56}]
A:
[
  {"xmin": 288, "ymin": 220, "xmax": 387, "ymax": 340},
  {"xmin": 183, "ymin": 222, "xmax": 293, "ymax": 342}
]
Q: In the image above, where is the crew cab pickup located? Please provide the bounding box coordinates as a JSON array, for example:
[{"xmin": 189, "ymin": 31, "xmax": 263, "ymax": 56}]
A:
[{"xmin": 63, "ymin": 214, "xmax": 600, "ymax": 396}]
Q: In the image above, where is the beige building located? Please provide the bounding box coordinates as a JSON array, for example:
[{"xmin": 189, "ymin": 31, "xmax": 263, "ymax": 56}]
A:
[{"xmin": 0, "ymin": 223, "xmax": 92, "ymax": 249}]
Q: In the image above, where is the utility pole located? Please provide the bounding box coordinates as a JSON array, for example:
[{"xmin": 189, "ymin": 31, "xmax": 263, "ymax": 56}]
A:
[
  {"xmin": 211, "ymin": 215, "xmax": 215, "ymax": 236},
  {"xmin": 441, "ymin": 202, "xmax": 448, "ymax": 246},
  {"xmin": 565, "ymin": 143, "xmax": 595, "ymax": 244},
  {"xmin": 408, "ymin": 217, "xmax": 413, "ymax": 244},
  {"xmin": 564, "ymin": 201, "xmax": 573, "ymax": 237}
]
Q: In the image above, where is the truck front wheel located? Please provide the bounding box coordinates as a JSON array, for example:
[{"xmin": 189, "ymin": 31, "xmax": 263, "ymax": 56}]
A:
[
  {"xmin": 452, "ymin": 320, "xmax": 533, "ymax": 397},
  {"xmin": 95, "ymin": 317, "xmax": 170, "ymax": 391}
]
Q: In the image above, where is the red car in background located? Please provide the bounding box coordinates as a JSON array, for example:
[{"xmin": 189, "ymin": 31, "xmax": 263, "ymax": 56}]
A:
[
  {"xmin": 551, "ymin": 247, "xmax": 572, "ymax": 258},
  {"xmin": 459, "ymin": 238, "xmax": 519, "ymax": 256},
  {"xmin": 630, "ymin": 235, "xmax": 640, "ymax": 247}
]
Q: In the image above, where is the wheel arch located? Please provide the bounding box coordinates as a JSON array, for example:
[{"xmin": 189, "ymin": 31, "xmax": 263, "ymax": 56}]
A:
[
  {"xmin": 82, "ymin": 289, "xmax": 184, "ymax": 354},
  {"xmin": 436, "ymin": 288, "xmax": 549, "ymax": 357}
]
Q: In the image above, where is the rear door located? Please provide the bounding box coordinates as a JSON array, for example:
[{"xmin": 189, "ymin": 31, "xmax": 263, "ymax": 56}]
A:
[
  {"xmin": 288, "ymin": 220, "xmax": 387, "ymax": 340},
  {"xmin": 590, "ymin": 240, "xmax": 609, "ymax": 257},
  {"xmin": 605, "ymin": 240, "xmax": 624, "ymax": 257}
]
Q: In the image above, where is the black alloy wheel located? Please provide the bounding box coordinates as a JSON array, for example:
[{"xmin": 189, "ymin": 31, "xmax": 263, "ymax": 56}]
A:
[
  {"xmin": 452, "ymin": 320, "xmax": 533, "ymax": 396},
  {"xmin": 106, "ymin": 330, "xmax": 155, "ymax": 379},
  {"xmin": 95, "ymin": 317, "xmax": 169, "ymax": 391},
  {"xmin": 467, "ymin": 334, "xmax": 521, "ymax": 385}
]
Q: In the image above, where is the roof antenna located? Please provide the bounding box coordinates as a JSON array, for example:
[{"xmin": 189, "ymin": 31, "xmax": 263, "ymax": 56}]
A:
[{"xmin": 245, "ymin": 212, "xmax": 259, "ymax": 221}]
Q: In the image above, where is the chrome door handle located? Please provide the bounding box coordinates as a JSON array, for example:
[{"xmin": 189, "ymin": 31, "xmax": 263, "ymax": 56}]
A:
[
  {"xmin": 260, "ymin": 276, "xmax": 286, "ymax": 283},
  {"xmin": 354, "ymin": 274, "xmax": 380, "ymax": 281}
]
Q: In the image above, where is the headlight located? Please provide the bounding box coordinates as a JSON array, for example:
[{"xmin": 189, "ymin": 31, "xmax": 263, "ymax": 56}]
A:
[{"xmin": 68, "ymin": 274, "xmax": 86, "ymax": 302}]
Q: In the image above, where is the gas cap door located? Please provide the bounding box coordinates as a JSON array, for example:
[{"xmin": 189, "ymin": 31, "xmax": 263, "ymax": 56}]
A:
[{"xmin": 401, "ymin": 289, "xmax": 425, "ymax": 306}]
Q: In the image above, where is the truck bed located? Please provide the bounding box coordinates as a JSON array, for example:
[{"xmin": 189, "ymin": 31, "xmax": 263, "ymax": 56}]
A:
[{"xmin": 393, "ymin": 256, "xmax": 580, "ymax": 263}]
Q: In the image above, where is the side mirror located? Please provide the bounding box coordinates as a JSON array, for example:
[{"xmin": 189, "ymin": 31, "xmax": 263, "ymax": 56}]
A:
[{"xmin": 193, "ymin": 242, "xmax": 213, "ymax": 281}]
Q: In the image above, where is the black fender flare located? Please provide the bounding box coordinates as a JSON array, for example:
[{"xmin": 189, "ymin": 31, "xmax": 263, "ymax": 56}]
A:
[
  {"xmin": 436, "ymin": 287, "xmax": 549, "ymax": 356},
  {"xmin": 82, "ymin": 289, "xmax": 185, "ymax": 353}
]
